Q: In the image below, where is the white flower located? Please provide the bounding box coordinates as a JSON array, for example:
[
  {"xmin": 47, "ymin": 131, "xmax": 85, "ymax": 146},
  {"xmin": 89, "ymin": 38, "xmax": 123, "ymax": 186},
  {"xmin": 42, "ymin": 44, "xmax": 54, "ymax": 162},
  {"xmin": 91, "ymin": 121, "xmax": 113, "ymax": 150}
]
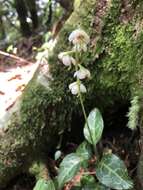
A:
[
  {"xmin": 58, "ymin": 52, "xmax": 75, "ymax": 66},
  {"xmin": 69, "ymin": 82, "xmax": 87, "ymax": 95},
  {"xmin": 68, "ymin": 29, "xmax": 90, "ymax": 51},
  {"xmin": 74, "ymin": 66, "xmax": 91, "ymax": 80},
  {"xmin": 73, "ymin": 43, "xmax": 87, "ymax": 52}
]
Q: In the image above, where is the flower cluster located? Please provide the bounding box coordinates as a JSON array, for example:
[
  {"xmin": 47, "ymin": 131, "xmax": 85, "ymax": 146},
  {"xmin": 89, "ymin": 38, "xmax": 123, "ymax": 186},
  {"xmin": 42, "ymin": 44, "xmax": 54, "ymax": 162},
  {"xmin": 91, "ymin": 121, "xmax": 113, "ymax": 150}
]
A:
[{"xmin": 58, "ymin": 29, "xmax": 90, "ymax": 95}]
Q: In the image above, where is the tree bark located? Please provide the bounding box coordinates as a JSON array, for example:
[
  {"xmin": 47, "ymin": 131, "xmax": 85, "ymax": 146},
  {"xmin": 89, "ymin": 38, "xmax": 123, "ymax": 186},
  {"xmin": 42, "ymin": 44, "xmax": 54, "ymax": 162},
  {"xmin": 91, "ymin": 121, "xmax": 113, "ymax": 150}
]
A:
[
  {"xmin": 14, "ymin": 0, "xmax": 31, "ymax": 36},
  {"xmin": 0, "ymin": 16, "xmax": 6, "ymax": 40},
  {"xmin": 26, "ymin": 0, "xmax": 38, "ymax": 29},
  {"xmin": 46, "ymin": 0, "xmax": 53, "ymax": 28},
  {"xmin": 52, "ymin": 0, "xmax": 74, "ymax": 38}
]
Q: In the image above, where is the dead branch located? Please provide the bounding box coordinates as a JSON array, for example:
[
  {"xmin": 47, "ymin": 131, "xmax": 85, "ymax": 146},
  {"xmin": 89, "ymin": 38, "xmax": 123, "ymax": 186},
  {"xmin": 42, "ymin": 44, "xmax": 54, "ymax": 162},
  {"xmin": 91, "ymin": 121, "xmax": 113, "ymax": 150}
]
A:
[{"xmin": 0, "ymin": 50, "xmax": 34, "ymax": 65}]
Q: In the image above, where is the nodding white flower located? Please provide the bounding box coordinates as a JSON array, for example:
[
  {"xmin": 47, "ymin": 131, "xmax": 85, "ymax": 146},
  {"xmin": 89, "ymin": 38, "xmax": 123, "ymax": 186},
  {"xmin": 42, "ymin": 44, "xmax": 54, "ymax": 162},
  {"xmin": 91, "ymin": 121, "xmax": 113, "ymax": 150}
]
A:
[
  {"xmin": 69, "ymin": 82, "xmax": 87, "ymax": 95},
  {"xmin": 58, "ymin": 52, "xmax": 75, "ymax": 66},
  {"xmin": 74, "ymin": 66, "xmax": 91, "ymax": 80},
  {"xmin": 68, "ymin": 29, "xmax": 90, "ymax": 51},
  {"xmin": 73, "ymin": 43, "xmax": 87, "ymax": 52}
]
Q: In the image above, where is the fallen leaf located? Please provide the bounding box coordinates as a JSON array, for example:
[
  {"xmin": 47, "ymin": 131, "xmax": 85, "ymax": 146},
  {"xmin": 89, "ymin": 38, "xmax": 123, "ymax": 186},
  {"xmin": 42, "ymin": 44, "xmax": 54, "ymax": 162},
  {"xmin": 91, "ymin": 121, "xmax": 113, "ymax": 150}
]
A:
[
  {"xmin": 0, "ymin": 91, "xmax": 5, "ymax": 95},
  {"xmin": 15, "ymin": 84, "xmax": 26, "ymax": 92},
  {"xmin": 5, "ymin": 100, "xmax": 16, "ymax": 111},
  {"xmin": 8, "ymin": 74, "xmax": 22, "ymax": 81}
]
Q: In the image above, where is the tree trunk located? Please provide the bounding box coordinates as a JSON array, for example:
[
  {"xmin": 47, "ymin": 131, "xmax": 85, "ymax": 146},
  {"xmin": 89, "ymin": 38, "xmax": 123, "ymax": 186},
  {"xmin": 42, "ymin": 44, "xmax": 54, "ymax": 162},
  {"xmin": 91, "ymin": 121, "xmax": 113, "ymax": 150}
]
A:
[
  {"xmin": 26, "ymin": 0, "xmax": 38, "ymax": 29},
  {"xmin": 1, "ymin": 0, "xmax": 143, "ymax": 188},
  {"xmin": 14, "ymin": 0, "xmax": 31, "ymax": 36},
  {"xmin": 46, "ymin": 0, "xmax": 53, "ymax": 28},
  {"xmin": 0, "ymin": 16, "xmax": 6, "ymax": 40},
  {"xmin": 52, "ymin": 0, "xmax": 74, "ymax": 38}
]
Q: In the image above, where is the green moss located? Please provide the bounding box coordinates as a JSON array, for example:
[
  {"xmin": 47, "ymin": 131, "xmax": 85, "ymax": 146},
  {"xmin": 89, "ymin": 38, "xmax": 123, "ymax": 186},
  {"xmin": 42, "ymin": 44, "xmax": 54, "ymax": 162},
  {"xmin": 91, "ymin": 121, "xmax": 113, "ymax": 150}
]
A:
[
  {"xmin": 49, "ymin": 0, "xmax": 143, "ymax": 113},
  {"xmin": 29, "ymin": 162, "xmax": 48, "ymax": 180},
  {"xmin": 87, "ymin": 0, "xmax": 143, "ymax": 107}
]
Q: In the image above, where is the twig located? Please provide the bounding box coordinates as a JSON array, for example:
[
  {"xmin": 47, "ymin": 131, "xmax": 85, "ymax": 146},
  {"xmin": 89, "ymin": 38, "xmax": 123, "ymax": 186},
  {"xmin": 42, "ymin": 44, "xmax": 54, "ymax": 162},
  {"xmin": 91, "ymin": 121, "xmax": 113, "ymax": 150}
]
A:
[{"xmin": 0, "ymin": 50, "xmax": 34, "ymax": 65}]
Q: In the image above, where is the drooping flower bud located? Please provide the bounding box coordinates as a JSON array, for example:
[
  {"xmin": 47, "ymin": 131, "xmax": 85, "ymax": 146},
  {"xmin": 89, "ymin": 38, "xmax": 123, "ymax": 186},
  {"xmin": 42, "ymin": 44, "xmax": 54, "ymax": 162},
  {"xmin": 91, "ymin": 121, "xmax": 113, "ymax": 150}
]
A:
[
  {"xmin": 58, "ymin": 52, "xmax": 76, "ymax": 66},
  {"xmin": 74, "ymin": 66, "xmax": 91, "ymax": 80},
  {"xmin": 69, "ymin": 82, "xmax": 87, "ymax": 95}
]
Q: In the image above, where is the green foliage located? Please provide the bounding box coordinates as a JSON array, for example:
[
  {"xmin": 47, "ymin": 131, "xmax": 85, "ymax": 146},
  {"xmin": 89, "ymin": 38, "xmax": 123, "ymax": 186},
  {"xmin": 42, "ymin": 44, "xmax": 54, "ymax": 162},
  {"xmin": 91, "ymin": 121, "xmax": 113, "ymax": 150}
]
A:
[
  {"xmin": 33, "ymin": 179, "xmax": 55, "ymax": 190},
  {"xmin": 83, "ymin": 108, "xmax": 104, "ymax": 146},
  {"xmin": 57, "ymin": 153, "xmax": 82, "ymax": 189},
  {"xmin": 81, "ymin": 175, "xmax": 110, "ymax": 190},
  {"xmin": 79, "ymin": 183, "xmax": 109, "ymax": 190},
  {"xmin": 127, "ymin": 96, "xmax": 140, "ymax": 130},
  {"xmin": 82, "ymin": 183, "xmax": 110, "ymax": 190},
  {"xmin": 96, "ymin": 153, "xmax": 133, "ymax": 189},
  {"xmin": 56, "ymin": 108, "xmax": 133, "ymax": 189},
  {"xmin": 33, "ymin": 107, "xmax": 133, "ymax": 190},
  {"xmin": 76, "ymin": 141, "xmax": 92, "ymax": 161},
  {"xmin": 29, "ymin": 162, "xmax": 48, "ymax": 180}
]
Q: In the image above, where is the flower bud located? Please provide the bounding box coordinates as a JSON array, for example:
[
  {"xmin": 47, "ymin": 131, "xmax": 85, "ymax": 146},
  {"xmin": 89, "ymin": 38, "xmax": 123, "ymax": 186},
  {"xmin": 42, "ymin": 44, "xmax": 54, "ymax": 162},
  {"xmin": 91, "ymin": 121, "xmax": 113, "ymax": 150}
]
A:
[
  {"xmin": 69, "ymin": 82, "xmax": 87, "ymax": 95},
  {"xmin": 74, "ymin": 67, "xmax": 91, "ymax": 80},
  {"xmin": 58, "ymin": 53, "xmax": 75, "ymax": 66}
]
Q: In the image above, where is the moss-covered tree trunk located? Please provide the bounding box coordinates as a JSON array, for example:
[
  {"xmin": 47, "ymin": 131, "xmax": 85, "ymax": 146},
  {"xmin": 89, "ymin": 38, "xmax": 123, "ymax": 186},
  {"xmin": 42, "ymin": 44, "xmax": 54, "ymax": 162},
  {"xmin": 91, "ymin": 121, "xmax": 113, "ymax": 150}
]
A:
[{"xmin": 1, "ymin": 0, "xmax": 143, "ymax": 188}]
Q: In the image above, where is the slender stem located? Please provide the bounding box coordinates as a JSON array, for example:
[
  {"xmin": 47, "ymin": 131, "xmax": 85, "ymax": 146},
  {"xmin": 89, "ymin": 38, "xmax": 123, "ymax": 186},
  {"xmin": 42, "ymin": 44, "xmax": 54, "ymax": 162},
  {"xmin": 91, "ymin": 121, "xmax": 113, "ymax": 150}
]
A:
[
  {"xmin": 83, "ymin": 171, "xmax": 96, "ymax": 175},
  {"xmin": 77, "ymin": 79, "xmax": 95, "ymax": 152},
  {"xmin": 75, "ymin": 50, "xmax": 95, "ymax": 152}
]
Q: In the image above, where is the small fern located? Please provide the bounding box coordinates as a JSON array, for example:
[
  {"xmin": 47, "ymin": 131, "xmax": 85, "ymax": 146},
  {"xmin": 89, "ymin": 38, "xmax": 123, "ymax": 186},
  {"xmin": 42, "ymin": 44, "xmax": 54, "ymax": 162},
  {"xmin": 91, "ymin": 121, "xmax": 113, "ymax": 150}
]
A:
[{"xmin": 127, "ymin": 96, "xmax": 140, "ymax": 130}]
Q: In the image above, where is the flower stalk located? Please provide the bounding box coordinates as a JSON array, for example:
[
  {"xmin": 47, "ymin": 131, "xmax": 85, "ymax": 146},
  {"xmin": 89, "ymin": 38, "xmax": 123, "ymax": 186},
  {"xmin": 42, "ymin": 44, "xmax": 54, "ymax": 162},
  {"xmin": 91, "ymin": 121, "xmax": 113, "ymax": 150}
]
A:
[
  {"xmin": 75, "ymin": 51, "xmax": 95, "ymax": 152},
  {"xmin": 58, "ymin": 28, "xmax": 96, "ymax": 152}
]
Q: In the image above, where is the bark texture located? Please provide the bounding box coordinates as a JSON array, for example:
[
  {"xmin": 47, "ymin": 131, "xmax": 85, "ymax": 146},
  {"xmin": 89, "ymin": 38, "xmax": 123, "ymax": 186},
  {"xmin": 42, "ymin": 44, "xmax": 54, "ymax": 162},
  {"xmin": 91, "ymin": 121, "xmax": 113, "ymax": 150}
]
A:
[
  {"xmin": 1, "ymin": 0, "xmax": 143, "ymax": 188},
  {"xmin": 14, "ymin": 0, "xmax": 38, "ymax": 36}
]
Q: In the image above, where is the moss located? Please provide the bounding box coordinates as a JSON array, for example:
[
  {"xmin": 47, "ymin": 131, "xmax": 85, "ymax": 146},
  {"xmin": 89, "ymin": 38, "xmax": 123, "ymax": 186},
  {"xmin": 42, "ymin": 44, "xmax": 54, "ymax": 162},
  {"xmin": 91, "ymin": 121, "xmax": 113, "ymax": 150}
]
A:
[
  {"xmin": 87, "ymin": 0, "xmax": 143, "ymax": 107},
  {"xmin": 19, "ymin": 68, "xmax": 72, "ymax": 149},
  {"xmin": 49, "ymin": 0, "xmax": 143, "ymax": 112},
  {"xmin": 29, "ymin": 162, "xmax": 49, "ymax": 180}
]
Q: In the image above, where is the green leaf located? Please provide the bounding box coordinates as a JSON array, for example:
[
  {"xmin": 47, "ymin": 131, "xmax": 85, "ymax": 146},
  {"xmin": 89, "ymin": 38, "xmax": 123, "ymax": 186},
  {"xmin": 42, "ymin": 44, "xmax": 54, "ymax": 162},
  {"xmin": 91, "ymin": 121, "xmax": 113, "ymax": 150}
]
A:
[
  {"xmin": 81, "ymin": 174, "xmax": 96, "ymax": 186},
  {"xmin": 83, "ymin": 108, "xmax": 104, "ymax": 146},
  {"xmin": 57, "ymin": 153, "xmax": 82, "ymax": 189},
  {"xmin": 81, "ymin": 175, "xmax": 110, "ymax": 190},
  {"xmin": 33, "ymin": 179, "xmax": 55, "ymax": 190},
  {"xmin": 96, "ymin": 153, "xmax": 133, "ymax": 190},
  {"xmin": 76, "ymin": 141, "xmax": 92, "ymax": 161},
  {"xmin": 71, "ymin": 187, "xmax": 81, "ymax": 190},
  {"xmin": 93, "ymin": 183, "xmax": 110, "ymax": 190},
  {"xmin": 82, "ymin": 184, "xmax": 110, "ymax": 190}
]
